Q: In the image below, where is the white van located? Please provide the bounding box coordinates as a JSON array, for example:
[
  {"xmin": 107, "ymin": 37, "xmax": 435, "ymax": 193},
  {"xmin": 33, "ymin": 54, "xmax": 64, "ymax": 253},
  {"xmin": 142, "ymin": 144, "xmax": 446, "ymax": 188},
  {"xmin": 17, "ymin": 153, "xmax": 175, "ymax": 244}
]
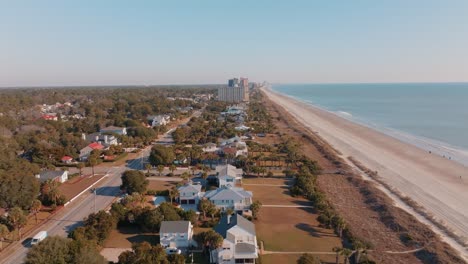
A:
[{"xmin": 31, "ymin": 231, "xmax": 47, "ymax": 245}]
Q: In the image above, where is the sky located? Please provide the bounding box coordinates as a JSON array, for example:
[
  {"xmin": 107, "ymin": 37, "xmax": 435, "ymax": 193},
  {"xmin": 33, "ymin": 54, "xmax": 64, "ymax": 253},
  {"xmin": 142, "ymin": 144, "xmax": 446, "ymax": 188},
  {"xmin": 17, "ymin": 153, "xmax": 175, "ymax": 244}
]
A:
[{"xmin": 1, "ymin": 0, "xmax": 468, "ymax": 86}]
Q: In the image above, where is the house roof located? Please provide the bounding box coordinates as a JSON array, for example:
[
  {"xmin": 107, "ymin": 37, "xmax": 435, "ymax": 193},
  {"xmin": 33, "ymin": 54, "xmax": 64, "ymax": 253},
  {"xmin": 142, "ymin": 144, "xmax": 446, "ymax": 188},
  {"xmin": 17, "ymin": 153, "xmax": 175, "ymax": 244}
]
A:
[
  {"xmin": 235, "ymin": 243, "xmax": 257, "ymax": 254},
  {"xmin": 216, "ymin": 165, "xmax": 242, "ymax": 178},
  {"xmin": 204, "ymin": 187, "xmax": 252, "ymax": 201},
  {"xmin": 80, "ymin": 146, "xmax": 93, "ymax": 154},
  {"xmin": 88, "ymin": 142, "xmax": 105, "ymax": 150},
  {"xmin": 160, "ymin": 221, "xmax": 191, "ymax": 234},
  {"xmin": 39, "ymin": 170, "xmax": 66, "ymax": 181},
  {"xmin": 61, "ymin": 156, "xmax": 73, "ymax": 161},
  {"xmin": 214, "ymin": 214, "xmax": 256, "ymax": 238},
  {"xmin": 222, "ymin": 147, "xmax": 237, "ymax": 155},
  {"xmin": 178, "ymin": 184, "xmax": 202, "ymax": 193}
]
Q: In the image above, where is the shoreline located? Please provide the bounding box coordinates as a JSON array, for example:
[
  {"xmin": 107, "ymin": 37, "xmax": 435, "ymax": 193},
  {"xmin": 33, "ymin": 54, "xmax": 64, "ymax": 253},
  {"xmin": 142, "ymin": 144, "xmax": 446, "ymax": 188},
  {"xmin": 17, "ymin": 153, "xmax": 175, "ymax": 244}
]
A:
[
  {"xmin": 276, "ymin": 90, "xmax": 468, "ymax": 168},
  {"xmin": 261, "ymin": 86, "xmax": 468, "ymax": 260}
]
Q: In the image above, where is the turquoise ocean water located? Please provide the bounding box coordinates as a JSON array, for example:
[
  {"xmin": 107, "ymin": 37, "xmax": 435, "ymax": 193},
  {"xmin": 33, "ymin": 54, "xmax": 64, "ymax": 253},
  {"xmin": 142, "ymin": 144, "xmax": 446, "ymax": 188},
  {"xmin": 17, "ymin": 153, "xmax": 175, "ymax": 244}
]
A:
[{"xmin": 272, "ymin": 83, "xmax": 468, "ymax": 150}]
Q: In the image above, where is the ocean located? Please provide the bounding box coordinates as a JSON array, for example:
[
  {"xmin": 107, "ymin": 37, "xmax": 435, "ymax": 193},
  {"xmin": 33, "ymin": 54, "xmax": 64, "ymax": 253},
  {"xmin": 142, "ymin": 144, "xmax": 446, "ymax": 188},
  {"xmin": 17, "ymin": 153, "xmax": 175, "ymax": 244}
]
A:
[{"xmin": 272, "ymin": 83, "xmax": 468, "ymax": 163}]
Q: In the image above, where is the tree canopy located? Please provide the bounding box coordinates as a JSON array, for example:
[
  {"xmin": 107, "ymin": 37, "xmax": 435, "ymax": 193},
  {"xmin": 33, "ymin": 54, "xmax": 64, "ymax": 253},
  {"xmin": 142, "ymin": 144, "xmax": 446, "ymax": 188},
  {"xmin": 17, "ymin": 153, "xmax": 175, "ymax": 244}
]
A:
[
  {"xmin": 120, "ymin": 170, "xmax": 148, "ymax": 195},
  {"xmin": 25, "ymin": 236, "xmax": 106, "ymax": 264}
]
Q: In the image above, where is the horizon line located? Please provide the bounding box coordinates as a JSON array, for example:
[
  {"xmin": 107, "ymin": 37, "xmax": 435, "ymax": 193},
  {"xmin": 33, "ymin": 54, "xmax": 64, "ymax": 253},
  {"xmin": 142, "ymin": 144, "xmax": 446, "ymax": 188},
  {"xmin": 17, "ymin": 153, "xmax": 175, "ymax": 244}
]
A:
[{"xmin": 1, "ymin": 80, "xmax": 468, "ymax": 89}]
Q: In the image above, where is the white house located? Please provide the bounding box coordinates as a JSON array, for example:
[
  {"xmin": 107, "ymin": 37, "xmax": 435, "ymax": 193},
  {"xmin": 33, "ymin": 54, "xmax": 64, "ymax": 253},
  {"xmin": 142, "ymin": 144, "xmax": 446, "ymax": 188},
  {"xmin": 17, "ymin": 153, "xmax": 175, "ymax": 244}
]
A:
[
  {"xmin": 202, "ymin": 143, "xmax": 219, "ymax": 153},
  {"xmin": 160, "ymin": 221, "xmax": 194, "ymax": 249},
  {"xmin": 149, "ymin": 115, "xmax": 170, "ymax": 127},
  {"xmin": 234, "ymin": 125, "xmax": 250, "ymax": 131},
  {"xmin": 83, "ymin": 133, "xmax": 118, "ymax": 147},
  {"xmin": 215, "ymin": 165, "xmax": 243, "ymax": 187},
  {"xmin": 177, "ymin": 184, "xmax": 204, "ymax": 211},
  {"xmin": 204, "ymin": 187, "xmax": 252, "ymax": 212},
  {"xmin": 36, "ymin": 170, "xmax": 68, "ymax": 183},
  {"xmin": 213, "ymin": 214, "xmax": 258, "ymax": 264}
]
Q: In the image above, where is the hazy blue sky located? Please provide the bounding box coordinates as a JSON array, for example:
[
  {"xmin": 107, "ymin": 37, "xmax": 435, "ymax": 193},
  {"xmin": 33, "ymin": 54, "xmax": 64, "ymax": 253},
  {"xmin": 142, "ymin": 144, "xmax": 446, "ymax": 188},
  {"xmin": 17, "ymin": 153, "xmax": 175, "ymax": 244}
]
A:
[{"xmin": 1, "ymin": 1, "xmax": 468, "ymax": 86}]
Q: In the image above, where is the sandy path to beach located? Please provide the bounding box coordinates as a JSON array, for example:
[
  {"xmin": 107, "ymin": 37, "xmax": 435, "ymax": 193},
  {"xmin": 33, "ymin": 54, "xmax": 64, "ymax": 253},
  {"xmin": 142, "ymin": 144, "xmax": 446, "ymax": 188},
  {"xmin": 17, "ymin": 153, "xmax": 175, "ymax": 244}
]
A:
[{"xmin": 263, "ymin": 87, "xmax": 468, "ymax": 259}]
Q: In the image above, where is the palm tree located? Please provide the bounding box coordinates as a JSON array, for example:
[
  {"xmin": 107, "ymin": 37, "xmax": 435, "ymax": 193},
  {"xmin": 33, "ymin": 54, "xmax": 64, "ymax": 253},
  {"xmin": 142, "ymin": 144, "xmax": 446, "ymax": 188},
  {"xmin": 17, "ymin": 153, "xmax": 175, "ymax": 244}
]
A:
[
  {"xmin": 169, "ymin": 187, "xmax": 179, "ymax": 204},
  {"xmin": 332, "ymin": 247, "xmax": 342, "ymax": 264},
  {"xmin": 341, "ymin": 248, "xmax": 353, "ymax": 264},
  {"xmin": 169, "ymin": 164, "xmax": 177, "ymax": 175},
  {"xmin": 333, "ymin": 216, "xmax": 346, "ymax": 238},
  {"xmin": 145, "ymin": 163, "xmax": 152, "ymax": 176},
  {"xmin": 225, "ymin": 208, "xmax": 234, "ymax": 216},
  {"xmin": 0, "ymin": 224, "xmax": 9, "ymax": 251},
  {"xmin": 87, "ymin": 153, "xmax": 99, "ymax": 177},
  {"xmin": 30, "ymin": 199, "xmax": 42, "ymax": 224},
  {"xmin": 76, "ymin": 162, "xmax": 84, "ymax": 177},
  {"xmin": 157, "ymin": 165, "xmax": 164, "ymax": 176},
  {"xmin": 352, "ymin": 240, "xmax": 368, "ymax": 264}
]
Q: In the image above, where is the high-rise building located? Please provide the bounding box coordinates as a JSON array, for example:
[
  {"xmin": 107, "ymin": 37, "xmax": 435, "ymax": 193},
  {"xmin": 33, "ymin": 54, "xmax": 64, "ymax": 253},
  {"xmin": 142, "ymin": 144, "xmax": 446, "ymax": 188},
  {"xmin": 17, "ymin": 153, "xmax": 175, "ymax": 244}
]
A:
[
  {"xmin": 218, "ymin": 77, "xmax": 249, "ymax": 102},
  {"xmin": 228, "ymin": 78, "xmax": 239, "ymax": 87}
]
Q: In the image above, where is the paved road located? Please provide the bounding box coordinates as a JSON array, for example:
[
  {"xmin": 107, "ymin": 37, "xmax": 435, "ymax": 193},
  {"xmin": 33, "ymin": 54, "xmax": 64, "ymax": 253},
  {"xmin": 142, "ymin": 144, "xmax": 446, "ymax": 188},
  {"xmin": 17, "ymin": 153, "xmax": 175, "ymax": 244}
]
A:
[{"xmin": 0, "ymin": 138, "xmax": 156, "ymax": 264}]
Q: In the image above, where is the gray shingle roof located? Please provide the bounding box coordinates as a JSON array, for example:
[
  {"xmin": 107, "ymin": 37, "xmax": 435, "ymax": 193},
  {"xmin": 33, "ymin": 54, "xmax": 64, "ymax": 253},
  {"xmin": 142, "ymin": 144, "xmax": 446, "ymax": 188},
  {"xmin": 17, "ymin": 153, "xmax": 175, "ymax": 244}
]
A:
[
  {"xmin": 39, "ymin": 171, "xmax": 66, "ymax": 182},
  {"xmin": 235, "ymin": 243, "xmax": 257, "ymax": 254},
  {"xmin": 160, "ymin": 221, "xmax": 191, "ymax": 234},
  {"xmin": 216, "ymin": 164, "xmax": 242, "ymax": 177},
  {"xmin": 204, "ymin": 187, "xmax": 252, "ymax": 201},
  {"xmin": 214, "ymin": 214, "xmax": 256, "ymax": 238},
  {"xmin": 178, "ymin": 184, "xmax": 202, "ymax": 193}
]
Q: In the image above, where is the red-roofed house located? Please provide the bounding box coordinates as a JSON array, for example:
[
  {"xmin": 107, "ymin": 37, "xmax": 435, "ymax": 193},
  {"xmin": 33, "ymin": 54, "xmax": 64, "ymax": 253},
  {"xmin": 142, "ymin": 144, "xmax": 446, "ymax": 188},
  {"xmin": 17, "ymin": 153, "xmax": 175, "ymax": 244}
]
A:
[
  {"xmin": 41, "ymin": 114, "xmax": 58, "ymax": 121},
  {"xmin": 88, "ymin": 142, "xmax": 105, "ymax": 150},
  {"xmin": 79, "ymin": 142, "xmax": 104, "ymax": 161},
  {"xmin": 61, "ymin": 156, "xmax": 73, "ymax": 164}
]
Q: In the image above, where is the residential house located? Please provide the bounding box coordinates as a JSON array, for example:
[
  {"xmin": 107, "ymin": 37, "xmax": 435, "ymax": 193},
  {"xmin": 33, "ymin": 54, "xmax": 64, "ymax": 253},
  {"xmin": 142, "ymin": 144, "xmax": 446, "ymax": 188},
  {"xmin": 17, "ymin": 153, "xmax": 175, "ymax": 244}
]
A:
[
  {"xmin": 213, "ymin": 214, "xmax": 258, "ymax": 264},
  {"xmin": 215, "ymin": 165, "xmax": 243, "ymax": 187},
  {"xmin": 36, "ymin": 170, "xmax": 68, "ymax": 183},
  {"xmin": 100, "ymin": 126, "xmax": 127, "ymax": 135},
  {"xmin": 177, "ymin": 184, "xmax": 204, "ymax": 211},
  {"xmin": 79, "ymin": 142, "xmax": 104, "ymax": 161},
  {"xmin": 204, "ymin": 187, "xmax": 252, "ymax": 212},
  {"xmin": 41, "ymin": 114, "xmax": 58, "ymax": 121},
  {"xmin": 61, "ymin": 156, "xmax": 73, "ymax": 164},
  {"xmin": 160, "ymin": 221, "xmax": 194, "ymax": 249},
  {"xmin": 148, "ymin": 115, "xmax": 170, "ymax": 127},
  {"xmin": 234, "ymin": 125, "xmax": 250, "ymax": 131},
  {"xmin": 220, "ymin": 136, "xmax": 243, "ymax": 146},
  {"xmin": 202, "ymin": 143, "xmax": 219, "ymax": 153},
  {"xmin": 83, "ymin": 132, "xmax": 118, "ymax": 147}
]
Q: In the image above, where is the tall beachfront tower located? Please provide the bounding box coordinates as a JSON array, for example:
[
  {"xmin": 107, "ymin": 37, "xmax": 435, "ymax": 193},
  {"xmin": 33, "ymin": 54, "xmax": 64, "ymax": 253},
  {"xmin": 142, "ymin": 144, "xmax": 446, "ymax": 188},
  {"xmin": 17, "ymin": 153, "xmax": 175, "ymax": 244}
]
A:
[{"xmin": 218, "ymin": 77, "xmax": 249, "ymax": 102}]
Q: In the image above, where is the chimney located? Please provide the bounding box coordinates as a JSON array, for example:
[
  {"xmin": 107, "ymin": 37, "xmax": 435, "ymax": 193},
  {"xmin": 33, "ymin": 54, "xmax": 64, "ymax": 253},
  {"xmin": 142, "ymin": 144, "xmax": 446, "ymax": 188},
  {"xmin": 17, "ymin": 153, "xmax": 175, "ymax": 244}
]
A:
[
  {"xmin": 227, "ymin": 214, "xmax": 232, "ymax": 225},
  {"xmin": 104, "ymin": 135, "xmax": 108, "ymax": 143},
  {"xmin": 82, "ymin": 133, "xmax": 86, "ymax": 140}
]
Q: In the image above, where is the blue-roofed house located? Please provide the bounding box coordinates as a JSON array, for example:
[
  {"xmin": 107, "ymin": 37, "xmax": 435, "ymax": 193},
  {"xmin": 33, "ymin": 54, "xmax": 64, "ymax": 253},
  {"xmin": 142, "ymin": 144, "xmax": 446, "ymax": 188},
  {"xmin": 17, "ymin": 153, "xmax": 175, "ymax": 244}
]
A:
[{"xmin": 212, "ymin": 213, "xmax": 258, "ymax": 264}]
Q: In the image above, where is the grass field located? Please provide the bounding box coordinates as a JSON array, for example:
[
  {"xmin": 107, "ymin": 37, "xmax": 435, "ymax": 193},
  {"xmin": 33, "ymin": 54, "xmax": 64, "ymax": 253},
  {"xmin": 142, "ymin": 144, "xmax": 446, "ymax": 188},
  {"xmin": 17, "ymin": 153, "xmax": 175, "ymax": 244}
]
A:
[
  {"xmin": 104, "ymin": 225, "xmax": 159, "ymax": 248},
  {"xmin": 243, "ymin": 178, "xmax": 341, "ymax": 264},
  {"xmin": 147, "ymin": 179, "xmax": 179, "ymax": 191}
]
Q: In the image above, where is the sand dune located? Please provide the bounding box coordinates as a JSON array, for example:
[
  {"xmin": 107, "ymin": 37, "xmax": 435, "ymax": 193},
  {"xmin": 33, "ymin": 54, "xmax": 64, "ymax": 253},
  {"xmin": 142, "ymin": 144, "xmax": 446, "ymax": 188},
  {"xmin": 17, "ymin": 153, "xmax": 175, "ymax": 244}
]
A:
[{"xmin": 263, "ymin": 87, "xmax": 468, "ymax": 260}]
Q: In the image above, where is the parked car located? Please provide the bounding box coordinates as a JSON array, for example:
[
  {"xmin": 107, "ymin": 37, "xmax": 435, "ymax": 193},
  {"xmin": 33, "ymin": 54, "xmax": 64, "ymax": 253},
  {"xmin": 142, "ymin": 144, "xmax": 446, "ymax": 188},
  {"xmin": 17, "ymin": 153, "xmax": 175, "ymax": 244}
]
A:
[
  {"xmin": 31, "ymin": 231, "xmax": 47, "ymax": 246},
  {"xmin": 165, "ymin": 247, "xmax": 182, "ymax": 255}
]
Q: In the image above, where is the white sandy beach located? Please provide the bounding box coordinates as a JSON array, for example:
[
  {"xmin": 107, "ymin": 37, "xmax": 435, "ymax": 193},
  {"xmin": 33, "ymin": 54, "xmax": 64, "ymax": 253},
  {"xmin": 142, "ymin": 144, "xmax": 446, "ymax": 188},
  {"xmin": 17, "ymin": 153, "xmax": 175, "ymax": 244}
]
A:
[{"xmin": 262, "ymin": 87, "xmax": 468, "ymax": 260}]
